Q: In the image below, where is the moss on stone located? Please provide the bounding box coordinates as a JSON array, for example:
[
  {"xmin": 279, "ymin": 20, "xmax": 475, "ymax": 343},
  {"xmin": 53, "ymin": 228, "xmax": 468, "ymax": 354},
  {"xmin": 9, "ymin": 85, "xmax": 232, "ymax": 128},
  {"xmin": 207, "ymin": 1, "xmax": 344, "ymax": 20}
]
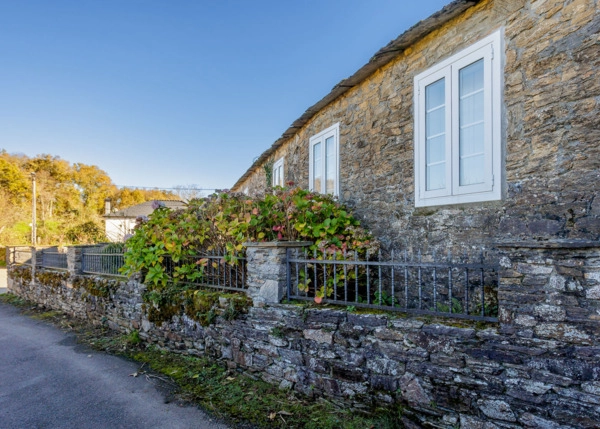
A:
[
  {"xmin": 146, "ymin": 302, "xmax": 181, "ymax": 325},
  {"xmin": 183, "ymin": 289, "xmax": 251, "ymax": 327},
  {"xmin": 11, "ymin": 265, "xmax": 32, "ymax": 283},
  {"xmin": 72, "ymin": 276, "xmax": 119, "ymax": 298},
  {"xmin": 35, "ymin": 270, "xmax": 69, "ymax": 289}
]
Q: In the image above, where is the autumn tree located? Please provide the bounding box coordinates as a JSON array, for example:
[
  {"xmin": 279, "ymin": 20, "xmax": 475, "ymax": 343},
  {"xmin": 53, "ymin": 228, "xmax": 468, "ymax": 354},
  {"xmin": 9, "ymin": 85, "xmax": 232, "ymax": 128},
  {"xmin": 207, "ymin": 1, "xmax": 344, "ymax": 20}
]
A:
[
  {"xmin": 0, "ymin": 156, "xmax": 29, "ymax": 201},
  {"xmin": 73, "ymin": 163, "xmax": 117, "ymax": 214},
  {"xmin": 0, "ymin": 150, "xmax": 183, "ymax": 245}
]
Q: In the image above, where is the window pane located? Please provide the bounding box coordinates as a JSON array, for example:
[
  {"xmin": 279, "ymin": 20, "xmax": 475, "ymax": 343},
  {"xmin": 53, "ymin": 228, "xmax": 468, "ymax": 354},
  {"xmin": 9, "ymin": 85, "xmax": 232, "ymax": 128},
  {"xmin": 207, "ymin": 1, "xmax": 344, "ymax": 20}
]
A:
[
  {"xmin": 426, "ymin": 79, "xmax": 445, "ymax": 107},
  {"xmin": 427, "ymin": 163, "xmax": 446, "ymax": 191},
  {"xmin": 426, "ymin": 106, "xmax": 445, "ymax": 137},
  {"xmin": 459, "ymin": 59, "xmax": 484, "ymax": 186},
  {"xmin": 426, "ymin": 135, "xmax": 445, "ymax": 164},
  {"xmin": 278, "ymin": 165, "xmax": 283, "ymax": 186},
  {"xmin": 460, "ymin": 153, "xmax": 484, "ymax": 186},
  {"xmin": 460, "ymin": 59, "xmax": 484, "ymax": 95},
  {"xmin": 273, "ymin": 164, "xmax": 283, "ymax": 187},
  {"xmin": 313, "ymin": 142, "xmax": 322, "ymax": 192},
  {"xmin": 425, "ymin": 78, "xmax": 446, "ymax": 191},
  {"xmin": 325, "ymin": 136, "xmax": 335, "ymax": 194},
  {"xmin": 460, "ymin": 123, "xmax": 484, "ymax": 158},
  {"xmin": 460, "ymin": 90, "xmax": 484, "ymax": 126}
]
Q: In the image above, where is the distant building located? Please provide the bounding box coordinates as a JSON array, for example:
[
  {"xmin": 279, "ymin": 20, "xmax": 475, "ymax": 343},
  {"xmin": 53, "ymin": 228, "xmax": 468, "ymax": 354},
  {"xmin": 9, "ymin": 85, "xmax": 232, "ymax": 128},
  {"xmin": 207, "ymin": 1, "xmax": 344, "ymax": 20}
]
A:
[{"xmin": 104, "ymin": 200, "xmax": 187, "ymax": 242}]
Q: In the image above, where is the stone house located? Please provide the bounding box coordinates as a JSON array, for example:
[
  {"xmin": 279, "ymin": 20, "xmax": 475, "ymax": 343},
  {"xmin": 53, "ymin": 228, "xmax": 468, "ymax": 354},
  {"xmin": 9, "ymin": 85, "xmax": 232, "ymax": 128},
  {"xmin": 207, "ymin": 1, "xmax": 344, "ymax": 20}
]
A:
[
  {"xmin": 232, "ymin": 0, "xmax": 600, "ymax": 257},
  {"xmin": 11, "ymin": 2, "xmax": 599, "ymax": 426},
  {"xmin": 104, "ymin": 200, "xmax": 186, "ymax": 242}
]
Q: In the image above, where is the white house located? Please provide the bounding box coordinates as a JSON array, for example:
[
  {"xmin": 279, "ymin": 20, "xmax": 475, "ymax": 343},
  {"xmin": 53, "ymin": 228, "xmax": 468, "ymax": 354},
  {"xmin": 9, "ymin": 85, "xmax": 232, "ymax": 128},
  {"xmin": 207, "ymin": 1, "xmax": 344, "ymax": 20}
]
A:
[{"xmin": 104, "ymin": 200, "xmax": 186, "ymax": 242}]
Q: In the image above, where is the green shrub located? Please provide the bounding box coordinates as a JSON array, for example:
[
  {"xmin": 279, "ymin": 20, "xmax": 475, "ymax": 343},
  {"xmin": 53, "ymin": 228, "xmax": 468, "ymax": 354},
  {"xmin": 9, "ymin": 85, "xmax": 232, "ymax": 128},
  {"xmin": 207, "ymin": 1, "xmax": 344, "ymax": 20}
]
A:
[
  {"xmin": 65, "ymin": 221, "xmax": 106, "ymax": 244},
  {"xmin": 121, "ymin": 188, "xmax": 378, "ymax": 306},
  {"xmin": 122, "ymin": 188, "xmax": 376, "ymax": 284}
]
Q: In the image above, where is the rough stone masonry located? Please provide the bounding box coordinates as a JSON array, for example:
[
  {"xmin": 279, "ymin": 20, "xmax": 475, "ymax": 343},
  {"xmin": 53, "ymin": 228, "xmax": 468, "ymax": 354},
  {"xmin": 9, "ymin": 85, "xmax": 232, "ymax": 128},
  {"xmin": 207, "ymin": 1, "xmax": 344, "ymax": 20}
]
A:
[{"xmin": 8, "ymin": 240, "xmax": 600, "ymax": 428}]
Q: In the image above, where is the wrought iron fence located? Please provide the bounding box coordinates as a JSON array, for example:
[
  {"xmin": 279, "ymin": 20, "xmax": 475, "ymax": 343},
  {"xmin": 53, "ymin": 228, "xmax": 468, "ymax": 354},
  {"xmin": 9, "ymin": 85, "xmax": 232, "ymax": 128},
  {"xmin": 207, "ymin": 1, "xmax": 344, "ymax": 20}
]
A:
[
  {"xmin": 77, "ymin": 245, "xmax": 246, "ymax": 288},
  {"xmin": 162, "ymin": 253, "xmax": 247, "ymax": 291},
  {"xmin": 41, "ymin": 249, "xmax": 68, "ymax": 270},
  {"xmin": 287, "ymin": 248, "xmax": 499, "ymax": 322},
  {"xmin": 82, "ymin": 246, "xmax": 125, "ymax": 276}
]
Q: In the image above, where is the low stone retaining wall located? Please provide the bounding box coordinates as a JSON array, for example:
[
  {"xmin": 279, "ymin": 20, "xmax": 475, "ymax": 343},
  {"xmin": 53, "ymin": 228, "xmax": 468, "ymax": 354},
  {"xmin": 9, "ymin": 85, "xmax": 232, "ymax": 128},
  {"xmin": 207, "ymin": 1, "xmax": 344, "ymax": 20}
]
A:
[{"xmin": 7, "ymin": 241, "xmax": 600, "ymax": 428}]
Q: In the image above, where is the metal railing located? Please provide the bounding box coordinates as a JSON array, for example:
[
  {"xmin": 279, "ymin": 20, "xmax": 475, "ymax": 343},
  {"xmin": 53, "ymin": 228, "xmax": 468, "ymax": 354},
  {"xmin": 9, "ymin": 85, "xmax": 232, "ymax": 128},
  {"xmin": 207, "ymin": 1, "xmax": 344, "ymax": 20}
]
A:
[
  {"xmin": 163, "ymin": 253, "xmax": 247, "ymax": 291},
  {"xmin": 287, "ymin": 248, "xmax": 499, "ymax": 322},
  {"xmin": 82, "ymin": 246, "xmax": 125, "ymax": 276},
  {"xmin": 40, "ymin": 249, "xmax": 68, "ymax": 270}
]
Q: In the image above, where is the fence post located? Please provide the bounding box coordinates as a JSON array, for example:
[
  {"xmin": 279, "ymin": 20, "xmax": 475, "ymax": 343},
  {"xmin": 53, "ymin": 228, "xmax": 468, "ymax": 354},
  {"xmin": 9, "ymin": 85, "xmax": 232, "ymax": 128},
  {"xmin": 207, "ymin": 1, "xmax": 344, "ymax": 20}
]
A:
[
  {"xmin": 67, "ymin": 246, "xmax": 85, "ymax": 275},
  {"xmin": 243, "ymin": 241, "xmax": 312, "ymax": 307}
]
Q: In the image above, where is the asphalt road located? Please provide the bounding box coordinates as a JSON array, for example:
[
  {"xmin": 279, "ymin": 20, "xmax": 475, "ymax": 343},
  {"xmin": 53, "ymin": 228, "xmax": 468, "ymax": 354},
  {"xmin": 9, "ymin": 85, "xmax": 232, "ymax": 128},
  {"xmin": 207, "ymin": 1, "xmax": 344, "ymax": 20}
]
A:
[{"xmin": 0, "ymin": 302, "xmax": 231, "ymax": 429}]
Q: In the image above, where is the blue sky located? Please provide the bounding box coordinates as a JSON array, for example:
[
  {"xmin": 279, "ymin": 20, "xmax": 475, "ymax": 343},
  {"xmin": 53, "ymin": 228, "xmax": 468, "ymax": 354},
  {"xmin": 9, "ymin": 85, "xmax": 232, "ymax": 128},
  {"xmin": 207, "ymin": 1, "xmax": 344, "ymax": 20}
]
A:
[{"xmin": 0, "ymin": 0, "xmax": 450, "ymax": 191}]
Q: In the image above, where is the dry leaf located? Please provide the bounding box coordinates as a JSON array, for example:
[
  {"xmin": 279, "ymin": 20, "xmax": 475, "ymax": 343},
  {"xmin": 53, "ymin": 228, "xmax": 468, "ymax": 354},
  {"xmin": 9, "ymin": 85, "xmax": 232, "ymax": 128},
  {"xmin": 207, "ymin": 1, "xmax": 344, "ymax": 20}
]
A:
[{"xmin": 268, "ymin": 412, "xmax": 276, "ymax": 420}]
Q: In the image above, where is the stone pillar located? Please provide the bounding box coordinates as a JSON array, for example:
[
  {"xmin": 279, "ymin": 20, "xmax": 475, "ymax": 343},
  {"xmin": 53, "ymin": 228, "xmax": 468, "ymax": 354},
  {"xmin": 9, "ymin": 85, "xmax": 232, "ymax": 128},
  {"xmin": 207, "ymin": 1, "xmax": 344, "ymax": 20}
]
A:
[
  {"xmin": 496, "ymin": 240, "xmax": 600, "ymax": 342},
  {"xmin": 243, "ymin": 241, "xmax": 312, "ymax": 307},
  {"xmin": 67, "ymin": 246, "xmax": 85, "ymax": 275}
]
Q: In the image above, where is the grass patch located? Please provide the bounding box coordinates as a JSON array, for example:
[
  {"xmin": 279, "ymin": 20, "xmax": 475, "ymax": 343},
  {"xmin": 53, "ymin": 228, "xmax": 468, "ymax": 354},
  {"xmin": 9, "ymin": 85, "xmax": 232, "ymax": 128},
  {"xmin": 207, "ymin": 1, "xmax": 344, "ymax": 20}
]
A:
[
  {"xmin": 0, "ymin": 293, "xmax": 28, "ymax": 307},
  {"xmin": 31, "ymin": 310, "xmax": 64, "ymax": 320},
  {"xmin": 117, "ymin": 346, "xmax": 406, "ymax": 429}
]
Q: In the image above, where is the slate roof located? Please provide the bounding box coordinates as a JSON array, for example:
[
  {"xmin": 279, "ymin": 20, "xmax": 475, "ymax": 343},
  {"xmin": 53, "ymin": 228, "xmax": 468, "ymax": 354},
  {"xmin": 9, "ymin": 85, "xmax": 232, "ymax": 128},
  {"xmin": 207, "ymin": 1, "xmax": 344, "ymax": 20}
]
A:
[
  {"xmin": 104, "ymin": 200, "xmax": 187, "ymax": 218},
  {"xmin": 232, "ymin": 0, "xmax": 481, "ymax": 191}
]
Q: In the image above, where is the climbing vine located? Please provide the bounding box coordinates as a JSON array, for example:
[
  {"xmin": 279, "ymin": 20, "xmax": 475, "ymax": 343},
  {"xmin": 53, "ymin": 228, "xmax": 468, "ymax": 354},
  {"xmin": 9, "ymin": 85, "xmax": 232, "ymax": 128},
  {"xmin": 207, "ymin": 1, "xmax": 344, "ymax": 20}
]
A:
[{"xmin": 263, "ymin": 159, "xmax": 274, "ymax": 188}]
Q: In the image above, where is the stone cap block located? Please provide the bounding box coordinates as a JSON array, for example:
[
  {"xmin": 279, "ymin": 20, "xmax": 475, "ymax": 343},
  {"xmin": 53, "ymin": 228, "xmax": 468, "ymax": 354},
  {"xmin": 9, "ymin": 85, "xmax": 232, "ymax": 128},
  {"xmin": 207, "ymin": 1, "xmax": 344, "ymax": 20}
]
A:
[
  {"xmin": 495, "ymin": 239, "xmax": 600, "ymax": 249},
  {"xmin": 243, "ymin": 241, "xmax": 313, "ymax": 248}
]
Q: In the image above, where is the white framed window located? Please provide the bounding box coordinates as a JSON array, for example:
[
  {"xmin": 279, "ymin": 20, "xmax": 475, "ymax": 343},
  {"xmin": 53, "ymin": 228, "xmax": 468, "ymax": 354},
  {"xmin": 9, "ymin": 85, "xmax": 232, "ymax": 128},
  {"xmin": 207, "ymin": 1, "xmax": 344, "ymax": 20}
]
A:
[
  {"xmin": 272, "ymin": 157, "xmax": 284, "ymax": 187},
  {"xmin": 309, "ymin": 123, "xmax": 339, "ymax": 196},
  {"xmin": 414, "ymin": 29, "xmax": 503, "ymax": 207}
]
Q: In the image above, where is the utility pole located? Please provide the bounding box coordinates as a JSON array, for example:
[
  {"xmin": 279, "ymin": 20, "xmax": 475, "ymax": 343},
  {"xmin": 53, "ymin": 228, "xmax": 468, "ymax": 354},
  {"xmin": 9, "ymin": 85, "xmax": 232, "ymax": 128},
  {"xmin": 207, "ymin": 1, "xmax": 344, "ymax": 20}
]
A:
[{"xmin": 31, "ymin": 172, "xmax": 36, "ymax": 245}]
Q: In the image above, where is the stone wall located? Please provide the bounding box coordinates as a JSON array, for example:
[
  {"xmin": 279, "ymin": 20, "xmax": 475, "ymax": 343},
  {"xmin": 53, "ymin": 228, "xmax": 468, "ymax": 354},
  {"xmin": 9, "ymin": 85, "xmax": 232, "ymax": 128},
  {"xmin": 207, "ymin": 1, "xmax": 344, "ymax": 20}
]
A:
[
  {"xmin": 7, "ymin": 241, "xmax": 600, "ymax": 428},
  {"xmin": 232, "ymin": 0, "xmax": 600, "ymax": 257}
]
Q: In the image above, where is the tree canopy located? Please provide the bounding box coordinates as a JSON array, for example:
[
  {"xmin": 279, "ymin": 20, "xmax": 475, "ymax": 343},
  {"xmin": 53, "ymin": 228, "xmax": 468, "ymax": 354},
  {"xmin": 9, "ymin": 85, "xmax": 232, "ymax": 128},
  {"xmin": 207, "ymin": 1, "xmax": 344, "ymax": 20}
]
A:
[{"xmin": 0, "ymin": 149, "xmax": 177, "ymax": 245}]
